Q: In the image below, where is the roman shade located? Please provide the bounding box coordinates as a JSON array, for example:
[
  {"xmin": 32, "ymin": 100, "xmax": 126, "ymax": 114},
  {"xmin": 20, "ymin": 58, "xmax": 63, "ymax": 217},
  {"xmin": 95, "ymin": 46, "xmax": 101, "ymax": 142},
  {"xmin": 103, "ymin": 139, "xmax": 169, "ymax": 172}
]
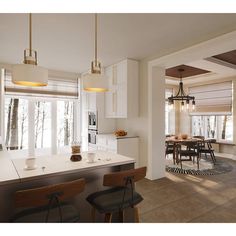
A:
[
  {"xmin": 4, "ymin": 70, "xmax": 79, "ymax": 100},
  {"xmin": 189, "ymin": 81, "xmax": 232, "ymax": 113}
]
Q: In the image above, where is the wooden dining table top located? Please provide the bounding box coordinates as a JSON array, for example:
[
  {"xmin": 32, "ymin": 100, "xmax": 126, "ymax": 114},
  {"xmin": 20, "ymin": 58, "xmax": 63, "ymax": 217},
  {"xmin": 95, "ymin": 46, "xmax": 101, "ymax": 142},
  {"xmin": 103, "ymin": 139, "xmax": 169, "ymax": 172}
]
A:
[{"xmin": 166, "ymin": 136, "xmax": 202, "ymax": 143}]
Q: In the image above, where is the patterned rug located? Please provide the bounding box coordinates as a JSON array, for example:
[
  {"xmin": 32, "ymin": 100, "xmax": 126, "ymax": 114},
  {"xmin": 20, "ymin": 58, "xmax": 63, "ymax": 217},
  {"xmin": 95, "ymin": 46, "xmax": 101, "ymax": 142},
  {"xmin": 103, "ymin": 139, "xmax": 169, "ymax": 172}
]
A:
[{"xmin": 166, "ymin": 156, "xmax": 233, "ymax": 176}]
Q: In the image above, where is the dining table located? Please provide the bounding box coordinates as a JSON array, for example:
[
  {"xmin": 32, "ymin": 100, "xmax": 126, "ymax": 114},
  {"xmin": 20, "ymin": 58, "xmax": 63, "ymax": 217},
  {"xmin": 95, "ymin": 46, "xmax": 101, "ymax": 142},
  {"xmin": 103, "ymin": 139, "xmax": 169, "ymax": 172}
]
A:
[{"xmin": 165, "ymin": 136, "xmax": 202, "ymax": 164}]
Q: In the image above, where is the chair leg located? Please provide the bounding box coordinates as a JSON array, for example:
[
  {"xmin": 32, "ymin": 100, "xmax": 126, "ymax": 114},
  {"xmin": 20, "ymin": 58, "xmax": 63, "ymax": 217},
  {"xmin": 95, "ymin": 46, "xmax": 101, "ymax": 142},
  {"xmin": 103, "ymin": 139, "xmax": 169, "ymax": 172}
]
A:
[
  {"xmin": 212, "ymin": 151, "xmax": 216, "ymax": 163},
  {"xmin": 134, "ymin": 207, "xmax": 140, "ymax": 223},
  {"xmin": 197, "ymin": 155, "xmax": 200, "ymax": 170},
  {"xmin": 119, "ymin": 210, "xmax": 124, "ymax": 222},
  {"xmin": 91, "ymin": 207, "xmax": 96, "ymax": 222},
  {"xmin": 210, "ymin": 152, "xmax": 216, "ymax": 164},
  {"xmin": 104, "ymin": 213, "xmax": 112, "ymax": 223}
]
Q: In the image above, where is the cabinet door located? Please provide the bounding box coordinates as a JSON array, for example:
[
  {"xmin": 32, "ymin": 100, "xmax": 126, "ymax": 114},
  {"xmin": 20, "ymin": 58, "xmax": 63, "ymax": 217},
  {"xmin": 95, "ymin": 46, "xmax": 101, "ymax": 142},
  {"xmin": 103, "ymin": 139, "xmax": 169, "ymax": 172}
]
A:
[
  {"xmin": 105, "ymin": 66, "xmax": 116, "ymax": 118},
  {"xmin": 116, "ymin": 61, "xmax": 127, "ymax": 117},
  {"xmin": 88, "ymin": 92, "xmax": 96, "ymax": 111}
]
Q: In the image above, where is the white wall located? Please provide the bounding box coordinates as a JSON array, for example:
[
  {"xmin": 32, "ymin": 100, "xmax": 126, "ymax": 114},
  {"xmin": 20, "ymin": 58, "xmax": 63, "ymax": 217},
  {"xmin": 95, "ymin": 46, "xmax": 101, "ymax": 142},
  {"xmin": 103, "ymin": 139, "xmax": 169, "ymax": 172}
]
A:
[{"xmin": 116, "ymin": 59, "xmax": 149, "ymax": 167}]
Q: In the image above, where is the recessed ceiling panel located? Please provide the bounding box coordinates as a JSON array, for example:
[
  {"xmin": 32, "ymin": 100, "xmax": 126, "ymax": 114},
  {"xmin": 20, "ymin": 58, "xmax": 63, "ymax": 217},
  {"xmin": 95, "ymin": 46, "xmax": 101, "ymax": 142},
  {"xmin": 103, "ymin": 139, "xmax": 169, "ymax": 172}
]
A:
[
  {"xmin": 212, "ymin": 49, "xmax": 236, "ymax": 65},
  {"xmin": 166, "ymin": 64, "xmax": 210, "ymax": 78}
]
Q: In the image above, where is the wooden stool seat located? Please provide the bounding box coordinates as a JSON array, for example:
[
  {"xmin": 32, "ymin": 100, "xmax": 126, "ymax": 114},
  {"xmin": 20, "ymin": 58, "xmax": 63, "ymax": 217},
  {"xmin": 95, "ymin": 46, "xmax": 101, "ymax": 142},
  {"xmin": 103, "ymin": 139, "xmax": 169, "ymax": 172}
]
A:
[
  {"xmin": 86, "ymin": 167, "xmax": 147, "ymax": 223},
  {"xmin": 86, "ymin": 186, "xmax": 143, "ymax": 214}
]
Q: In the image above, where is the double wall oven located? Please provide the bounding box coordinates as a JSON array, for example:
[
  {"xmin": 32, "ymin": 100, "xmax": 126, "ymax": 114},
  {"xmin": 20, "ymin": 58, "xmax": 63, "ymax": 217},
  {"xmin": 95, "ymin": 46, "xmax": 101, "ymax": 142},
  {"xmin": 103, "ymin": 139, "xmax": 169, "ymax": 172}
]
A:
[{"xmin": 88, "ymin": 111, "xmax": 97, "ymax": 148}]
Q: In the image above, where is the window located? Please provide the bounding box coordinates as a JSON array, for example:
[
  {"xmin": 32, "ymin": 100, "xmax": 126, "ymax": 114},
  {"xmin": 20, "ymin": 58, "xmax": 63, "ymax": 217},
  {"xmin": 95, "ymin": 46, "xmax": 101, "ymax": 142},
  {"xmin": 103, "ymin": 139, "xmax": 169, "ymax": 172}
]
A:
[
  {"xmin": 2, "ymin": 69, "xmax": 80, "ymax": 157},
  {"xmin": 219, "ymin": 115, "xmax": 233, "ymax": 141},
  {"xmin": 4, "ymin": 98, "xmax": 28, "ymax": 150},
  {"xmin": 165, "ymin": 88, "xmax": 175, "ymax": 135},
  {"xmin": 35, "ymin": 101, "xmax": 52, "ymax": 149},
  {"xmin": 57, "ymin": 101, "xmax": 74, "ymax": 147},
  {"xmin": 191, "ymin": 115, "xmax": 233, "ymax": 142},
  {"xmin": 4, "ymin": 97, "xmax": 79, "ymax": 156}
]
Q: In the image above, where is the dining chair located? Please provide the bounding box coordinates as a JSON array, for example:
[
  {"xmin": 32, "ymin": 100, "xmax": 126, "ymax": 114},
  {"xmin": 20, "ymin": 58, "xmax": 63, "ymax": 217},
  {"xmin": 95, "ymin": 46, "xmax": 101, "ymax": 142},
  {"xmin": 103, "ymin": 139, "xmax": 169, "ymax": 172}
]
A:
[
  {"xmin": 10, "ymin": 178, "xmax": 85, "ymax": 222},
  {"xmin": 199, "ymin": 139, "xmax": 216, "ymax": 164},
  {"xmin": 176, "ymin": 141, "xmax": 201, "ymax": 170},
  {"xmin": 86, "ymin": 167, "xmax": 147, "ymax": 223},
  {"xmin": 165, "ymin": 141, "xmax": 175, "ymax": 163}
]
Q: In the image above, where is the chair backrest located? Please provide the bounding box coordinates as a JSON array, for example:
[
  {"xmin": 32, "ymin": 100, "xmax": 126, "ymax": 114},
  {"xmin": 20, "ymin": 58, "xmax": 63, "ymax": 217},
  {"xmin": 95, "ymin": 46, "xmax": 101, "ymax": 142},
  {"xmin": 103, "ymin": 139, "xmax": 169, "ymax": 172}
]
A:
[
  {"xmin": 103, "ymin": 167, "xmax": 147, "ymax": 187},
  {"xmin": 179, "ymin": 141, "xmax": 200, "ymax": 151},
  {"xmin": 14, "ymin": 178, "xmax": 85, "ymax": 208},
  {"xmin": 193, "ymin": 136, "xmax": 205, "ymax": 140},
  {"xmin": 205, "ymin": 139, "xmax": 216, "ymax": 149}
]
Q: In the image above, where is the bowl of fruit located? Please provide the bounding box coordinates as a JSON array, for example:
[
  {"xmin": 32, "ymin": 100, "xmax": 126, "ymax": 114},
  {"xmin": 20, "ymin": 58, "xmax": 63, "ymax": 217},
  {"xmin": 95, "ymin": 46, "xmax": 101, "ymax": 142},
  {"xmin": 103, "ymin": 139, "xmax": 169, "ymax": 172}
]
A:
[{"xmin": 114, "ymin": 130, "xmax": 127, "ymax": 137}]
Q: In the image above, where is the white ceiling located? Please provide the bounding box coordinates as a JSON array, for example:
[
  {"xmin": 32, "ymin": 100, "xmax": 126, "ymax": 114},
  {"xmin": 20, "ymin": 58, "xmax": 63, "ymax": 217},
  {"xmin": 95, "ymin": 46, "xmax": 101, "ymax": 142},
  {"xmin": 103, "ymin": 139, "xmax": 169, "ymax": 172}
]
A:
[{"xmin": 0, "ymin": 13, "xmax": 236, "ymax": 73}]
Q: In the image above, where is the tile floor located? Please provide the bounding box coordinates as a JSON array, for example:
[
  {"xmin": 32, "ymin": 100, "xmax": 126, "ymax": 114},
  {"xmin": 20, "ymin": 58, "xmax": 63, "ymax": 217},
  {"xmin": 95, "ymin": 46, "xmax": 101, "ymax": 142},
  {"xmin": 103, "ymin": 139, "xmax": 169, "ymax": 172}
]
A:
[{"xmin": 136, "ymin": 157, "xmax": 236, "ymax": 222}]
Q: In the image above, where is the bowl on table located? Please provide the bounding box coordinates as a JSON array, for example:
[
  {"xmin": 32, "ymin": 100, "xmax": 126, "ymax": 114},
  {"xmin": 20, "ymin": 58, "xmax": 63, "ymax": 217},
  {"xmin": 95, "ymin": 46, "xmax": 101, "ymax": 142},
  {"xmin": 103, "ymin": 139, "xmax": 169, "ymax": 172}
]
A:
[{"xmin": 181, "ymin": 134, "xmax": 188, "ymax": 139}]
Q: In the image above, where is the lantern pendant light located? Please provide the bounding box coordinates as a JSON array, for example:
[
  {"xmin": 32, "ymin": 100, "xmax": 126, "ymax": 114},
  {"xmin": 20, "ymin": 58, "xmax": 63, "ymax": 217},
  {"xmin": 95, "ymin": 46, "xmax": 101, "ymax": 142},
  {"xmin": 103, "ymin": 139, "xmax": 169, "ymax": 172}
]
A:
[
  {"xmin": 12, "ymin": 13, "xmax": 48, "ymax": 87},
  {"xmin": 168, "ymin": 68, "xmax": 195, "ymax": 112},
  {"xmin": 83, "ymin": 13, "xmax": 108, "ymax": 92}
]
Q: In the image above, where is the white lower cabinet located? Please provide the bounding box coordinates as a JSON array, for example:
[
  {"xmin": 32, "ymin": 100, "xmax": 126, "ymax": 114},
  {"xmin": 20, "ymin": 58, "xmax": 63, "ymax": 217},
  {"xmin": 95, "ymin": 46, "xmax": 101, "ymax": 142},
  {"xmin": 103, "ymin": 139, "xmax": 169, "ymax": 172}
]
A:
[{"xmin": 96, "ymin": 134, "xmax": 139, "ymax": 167}]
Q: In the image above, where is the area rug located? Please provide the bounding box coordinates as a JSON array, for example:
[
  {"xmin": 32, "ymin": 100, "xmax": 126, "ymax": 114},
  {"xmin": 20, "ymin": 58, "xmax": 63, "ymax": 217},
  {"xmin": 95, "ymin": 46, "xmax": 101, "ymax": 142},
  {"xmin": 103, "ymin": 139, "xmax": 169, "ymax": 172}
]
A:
[{"xmin": 165, "ymin": 156, "xmax": 233, "ymax": 176}]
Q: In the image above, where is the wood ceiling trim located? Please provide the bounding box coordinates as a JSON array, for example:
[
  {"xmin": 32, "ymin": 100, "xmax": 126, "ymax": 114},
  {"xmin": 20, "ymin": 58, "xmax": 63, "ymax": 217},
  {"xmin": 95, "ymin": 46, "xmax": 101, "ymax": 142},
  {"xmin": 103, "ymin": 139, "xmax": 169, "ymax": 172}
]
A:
[
  {"xmin": 212, "ymin": 49, "xmax": 236, "ymax": 66},
  {"xmin": 165, "ymin": 64, "xmax": 210, "ymax": 78}
]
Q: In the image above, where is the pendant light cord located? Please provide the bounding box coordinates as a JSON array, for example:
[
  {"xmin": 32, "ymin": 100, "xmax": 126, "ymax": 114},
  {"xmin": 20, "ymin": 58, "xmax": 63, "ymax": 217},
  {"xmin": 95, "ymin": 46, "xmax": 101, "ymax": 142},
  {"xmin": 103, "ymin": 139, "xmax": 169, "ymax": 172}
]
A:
[
  {"xmin": 95, "ymin": 13, "xmax": 97, "ymax": 63},
  {"xmin": 29, "ymin": 13, "xmax": 32, "ymax": 56}
]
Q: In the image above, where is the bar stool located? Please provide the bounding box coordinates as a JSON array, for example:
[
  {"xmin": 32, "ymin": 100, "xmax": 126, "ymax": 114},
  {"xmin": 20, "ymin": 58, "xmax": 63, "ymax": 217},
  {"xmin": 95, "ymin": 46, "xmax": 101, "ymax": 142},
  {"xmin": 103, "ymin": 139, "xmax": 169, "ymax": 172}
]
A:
[
  {"xmin": 86, "ymin": 167, "xmax": 147, "ymax": 223},
  {"xmin": 10, "ymin": 178, "xmax": 85, "ymax": 222}
]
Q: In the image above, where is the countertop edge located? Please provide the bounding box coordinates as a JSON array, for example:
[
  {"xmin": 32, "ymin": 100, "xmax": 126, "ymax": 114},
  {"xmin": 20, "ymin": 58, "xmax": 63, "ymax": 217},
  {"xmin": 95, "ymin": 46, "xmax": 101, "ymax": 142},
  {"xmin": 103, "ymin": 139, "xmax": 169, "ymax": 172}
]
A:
[{"xmin": 18, "ymin": 159, "xmax": 136, "ymax": 183}]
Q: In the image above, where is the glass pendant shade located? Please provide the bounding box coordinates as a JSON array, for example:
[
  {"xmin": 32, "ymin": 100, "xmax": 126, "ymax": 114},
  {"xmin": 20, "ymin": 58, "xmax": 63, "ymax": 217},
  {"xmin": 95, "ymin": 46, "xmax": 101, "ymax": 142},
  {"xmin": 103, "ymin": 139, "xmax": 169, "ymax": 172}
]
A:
[{"xmin": 12, "ymin": 64, "xmax": 48, "ymax": 87}]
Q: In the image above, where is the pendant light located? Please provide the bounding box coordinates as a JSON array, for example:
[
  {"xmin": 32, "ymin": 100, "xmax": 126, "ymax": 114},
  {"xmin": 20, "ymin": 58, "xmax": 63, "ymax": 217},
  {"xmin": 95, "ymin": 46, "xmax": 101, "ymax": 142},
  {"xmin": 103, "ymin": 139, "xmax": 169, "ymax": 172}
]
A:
[
  {"xmin": 83, "ymin": 13, "xmax": 108, "ymax": 92},
  {"xmin": 12, "ymin": 13, "xmax": 48, "ymax": 87},
  {"xmin": 168, "ymin": 68, "xmax": 195, "ymax": 112}
]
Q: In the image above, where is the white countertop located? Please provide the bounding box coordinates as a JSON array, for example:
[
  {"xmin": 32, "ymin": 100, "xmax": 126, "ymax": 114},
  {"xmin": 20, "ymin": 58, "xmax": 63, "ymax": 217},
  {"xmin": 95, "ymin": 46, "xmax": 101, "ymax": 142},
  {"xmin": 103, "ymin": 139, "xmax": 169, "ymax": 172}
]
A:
[
  {"xmin": 97, "ymin": 134, "xmax": 139, "ymax": 139},
  {"xmin": 0, "ymin": 152, "xmax": 20, "ymax": 185},
  {"xmin": 0, "ymin": 151, "xmax": 135, "ymax": 184}
]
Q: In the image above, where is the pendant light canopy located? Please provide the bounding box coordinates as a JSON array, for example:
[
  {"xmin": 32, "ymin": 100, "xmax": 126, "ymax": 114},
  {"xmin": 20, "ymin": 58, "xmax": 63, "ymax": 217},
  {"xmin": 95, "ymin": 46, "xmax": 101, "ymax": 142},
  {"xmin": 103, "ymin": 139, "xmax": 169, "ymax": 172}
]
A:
[
  {"xmin": 12, "ymin": 13, "xmax": 48, "ymax": 87},
  {"xmin": 83, "ymin": 13, "xmax": 108, "ymax": 92}
]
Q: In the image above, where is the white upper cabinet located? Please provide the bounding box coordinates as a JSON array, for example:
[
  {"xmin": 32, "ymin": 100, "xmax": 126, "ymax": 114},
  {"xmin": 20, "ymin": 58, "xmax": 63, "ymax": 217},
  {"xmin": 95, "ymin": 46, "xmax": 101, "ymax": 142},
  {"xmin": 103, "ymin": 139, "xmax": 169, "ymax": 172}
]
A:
[{"xmin": 105, "ymin": 59, "xmax": 139, "ymax": 118}]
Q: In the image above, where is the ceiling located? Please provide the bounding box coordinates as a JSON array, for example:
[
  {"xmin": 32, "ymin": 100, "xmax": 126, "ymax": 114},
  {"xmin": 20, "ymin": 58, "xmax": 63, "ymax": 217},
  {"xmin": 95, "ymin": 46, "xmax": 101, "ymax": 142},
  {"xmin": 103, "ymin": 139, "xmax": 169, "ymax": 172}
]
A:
[
  {"xmin": 166, "ymin": 65, "xmax": 210, "ymax": 78},
  {"xmin": 0, "ymin": 13, "xmax": 236, "ymax": 73},
  {"xmin": 166, "ymin": 49, "xmax": 236, "ymax": 85}
]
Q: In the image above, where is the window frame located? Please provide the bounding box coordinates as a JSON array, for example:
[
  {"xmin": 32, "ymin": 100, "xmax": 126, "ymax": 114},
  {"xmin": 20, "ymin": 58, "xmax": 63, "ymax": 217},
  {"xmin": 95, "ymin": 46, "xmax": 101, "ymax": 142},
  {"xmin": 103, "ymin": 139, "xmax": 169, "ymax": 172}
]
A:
[
  {"xmin": 3, "ymin": 94, "xmax": 80, "ymax": 157},
  {"xmin": 191, "ymin": 114, "xmax": 233, "ymax": 143}
]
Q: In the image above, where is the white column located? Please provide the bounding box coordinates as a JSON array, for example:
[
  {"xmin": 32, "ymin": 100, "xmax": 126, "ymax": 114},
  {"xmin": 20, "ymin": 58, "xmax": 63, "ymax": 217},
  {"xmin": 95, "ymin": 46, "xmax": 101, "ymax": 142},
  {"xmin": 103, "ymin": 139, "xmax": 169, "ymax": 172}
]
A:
[
  {"xmin": 28, "ymin": 100, "xmax": 35, "ymax": 156},
  {"xmin": 73, "ymin": 78, "xmax": 81, "ymax": 143},
  {"xmin": 51, "ymin": 101, "xmax": 57, "ymax": 155},
  {"xmin": 0, "ymin": 69, "xmax": 5, "ymax": 140},
  {"xmin": 147, "ymin": 65, "xmax": 165, "ymax": 180},
  {"xmin": 233, "ymin": 80, "xmax": 236, "ymax": 146}
]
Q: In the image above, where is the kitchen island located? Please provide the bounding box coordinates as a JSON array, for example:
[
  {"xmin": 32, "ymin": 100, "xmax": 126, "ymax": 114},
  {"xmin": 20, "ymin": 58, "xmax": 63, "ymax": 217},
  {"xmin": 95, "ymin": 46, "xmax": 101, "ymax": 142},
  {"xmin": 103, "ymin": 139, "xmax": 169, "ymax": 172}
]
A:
[{"xmin": 0, "ymin": 151, "xmax": 135, "ymax": 222}]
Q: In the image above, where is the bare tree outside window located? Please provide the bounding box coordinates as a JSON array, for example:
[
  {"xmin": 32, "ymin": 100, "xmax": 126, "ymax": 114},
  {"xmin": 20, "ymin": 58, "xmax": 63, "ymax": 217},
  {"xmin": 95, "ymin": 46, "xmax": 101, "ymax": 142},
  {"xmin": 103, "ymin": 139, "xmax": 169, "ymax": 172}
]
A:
[
  {"xmin": 4, "ymin": 98, "xmax": 28, "ymax": 150},
  {"xmin": 34, "ymin": 101, "xmax": 51, "ymax": 149},
  {"xmin": 58, "ymin": 101, "xmax": 74, "ymax": 147},
  {"xmin": 192, "ymin": 115, "xmax": 232, "ymax": 141}
]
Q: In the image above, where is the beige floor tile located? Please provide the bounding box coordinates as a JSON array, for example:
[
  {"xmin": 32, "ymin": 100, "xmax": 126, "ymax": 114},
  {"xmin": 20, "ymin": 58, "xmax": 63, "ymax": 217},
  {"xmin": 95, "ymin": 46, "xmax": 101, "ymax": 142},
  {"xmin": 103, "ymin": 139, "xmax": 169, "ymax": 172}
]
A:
[
  {"xmin": 189, "ymin": 206, "xmax": 236, "ymax": 223},
  {"xmin": 141, "ymin": 193, "xmax": 218, "ymax": 223},
  {"xmin": 139, "ymin": 185, "xmax": 187, "ymax": 214},
  {"xmin": 138, "ymin": 158, "xmax": 236, "ymax": 222}
]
